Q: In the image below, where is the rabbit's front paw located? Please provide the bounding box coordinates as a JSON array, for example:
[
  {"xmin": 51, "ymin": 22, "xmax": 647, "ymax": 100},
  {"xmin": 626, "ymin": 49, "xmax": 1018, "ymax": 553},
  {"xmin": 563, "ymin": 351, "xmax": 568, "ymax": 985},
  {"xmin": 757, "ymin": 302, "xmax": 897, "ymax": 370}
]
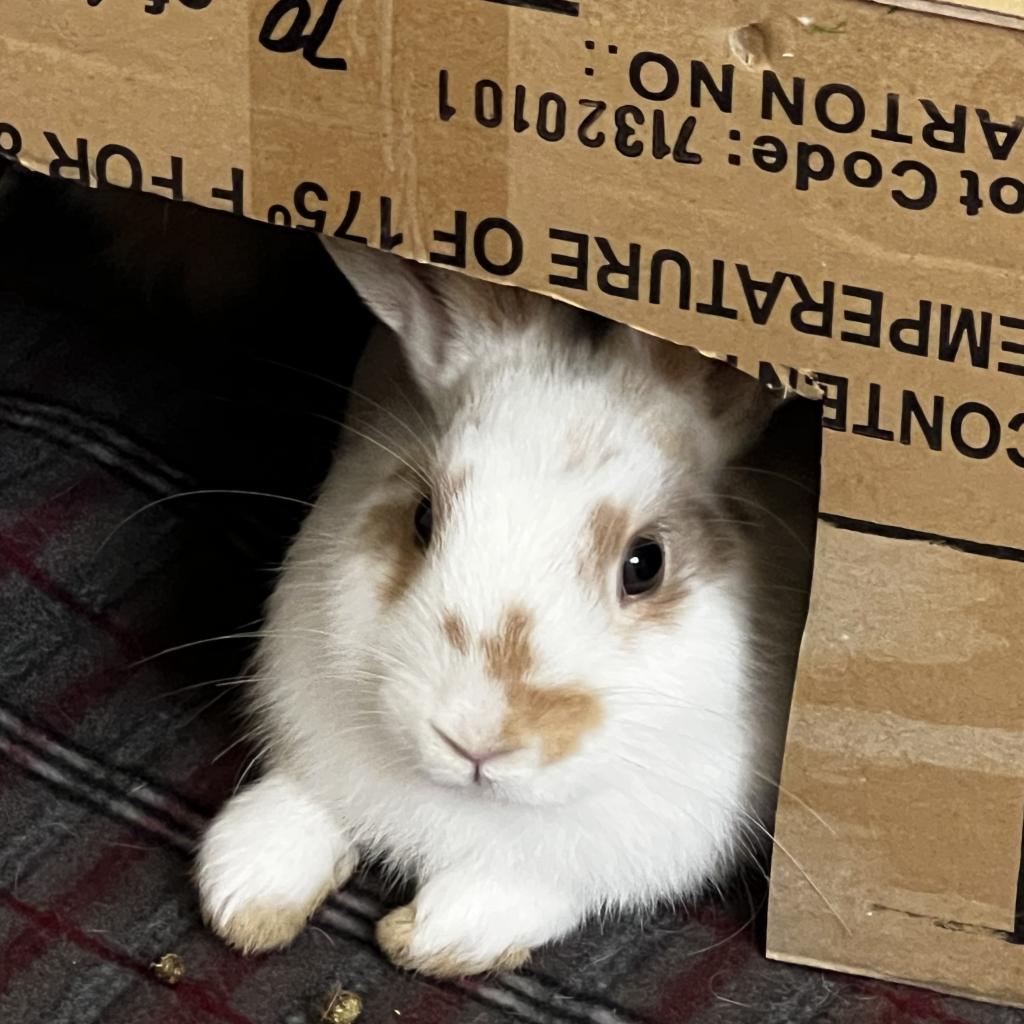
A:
[
  {"xmin": 196, "ymin": 772, "xmax": 356, "ymax": 954},
  {"xmin": 376, "ymin": 872, "xmax": 580, "ymax": 978},
  {"xmin": 378, "ymin": 904, "xmax": 530, "ymax": 977}
]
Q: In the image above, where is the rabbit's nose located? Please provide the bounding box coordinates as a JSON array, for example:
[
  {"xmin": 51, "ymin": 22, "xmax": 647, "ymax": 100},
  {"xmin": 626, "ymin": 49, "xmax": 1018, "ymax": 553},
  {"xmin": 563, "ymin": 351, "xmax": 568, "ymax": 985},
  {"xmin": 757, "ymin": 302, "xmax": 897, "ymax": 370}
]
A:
[{"xmin": 431, "ymin": 724, "xmax": 521, "ymax": 783}]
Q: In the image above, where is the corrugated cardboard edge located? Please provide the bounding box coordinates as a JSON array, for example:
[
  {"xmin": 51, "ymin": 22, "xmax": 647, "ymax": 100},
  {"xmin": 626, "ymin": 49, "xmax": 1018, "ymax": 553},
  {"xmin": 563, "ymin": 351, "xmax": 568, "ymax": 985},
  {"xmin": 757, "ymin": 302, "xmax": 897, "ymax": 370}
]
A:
[
  {"xmin": 870, "ymin": 0, "xmax": 1024, "ymax": 29},
  {"xmin": 766, "ymin": 949, "xmax": 1024, "ymax": 1011},
  {"xmin": 9, "ymin": 167, "xmax": 821, "ymax": 404}
]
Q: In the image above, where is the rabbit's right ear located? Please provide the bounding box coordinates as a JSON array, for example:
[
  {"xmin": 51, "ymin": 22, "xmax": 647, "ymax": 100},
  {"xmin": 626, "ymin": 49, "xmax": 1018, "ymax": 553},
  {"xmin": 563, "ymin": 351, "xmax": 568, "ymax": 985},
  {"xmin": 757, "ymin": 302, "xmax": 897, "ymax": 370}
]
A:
[{"xmin": 322, "ymin": 238, "xmax": 456, "ymax": 392}]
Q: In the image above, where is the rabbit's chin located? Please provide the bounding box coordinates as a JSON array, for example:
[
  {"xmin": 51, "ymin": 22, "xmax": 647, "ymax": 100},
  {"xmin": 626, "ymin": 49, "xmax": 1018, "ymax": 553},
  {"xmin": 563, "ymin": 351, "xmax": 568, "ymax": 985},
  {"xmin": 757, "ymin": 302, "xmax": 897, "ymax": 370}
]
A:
[
  {"xmin": 414, "ymin": 759, "xmax": 581, "ymax": 808},
  {"xmin": 420, "ymin": 769, "xmax": 564, "ymax": 807}
]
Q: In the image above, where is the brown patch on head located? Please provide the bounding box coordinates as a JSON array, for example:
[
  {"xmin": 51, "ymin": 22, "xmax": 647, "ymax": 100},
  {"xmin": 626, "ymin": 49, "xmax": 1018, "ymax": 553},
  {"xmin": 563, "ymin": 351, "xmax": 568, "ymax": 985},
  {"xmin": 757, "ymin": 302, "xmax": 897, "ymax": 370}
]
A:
[
  {"xmin": 361, "ymin": 498, "xmax": 423, "ymax": 606},
  {"xmin": 483, "ymin": 606, "xmax": 535, "ymax": 686},
  {"xmin": 501, "ymin": 681, "xmax": 604, "ymax": 764},
  {"xmin": 625, "ymin": 572, "xmax": 692, "ymax": 629},
  {"xmin": 441, "ymin": 611, "xmax": 469, "ymax": 656},
  {"xmin": 482, "ymin": 607, "xmax": 603, "ymax": 764},
  {"xmin": 360, "ymin": 468, "xmax": 469, "ymax": 608},
  {"xmin": 582, "ymin": 502, "xmax": 630, "ymax": 596},
  {"xmin": 624, "ymin": 497, "xmax": 742, "ymax": 629},
  {"xmin": 483, "ymin": 283, "xmax": 547, "ymax": 331}
]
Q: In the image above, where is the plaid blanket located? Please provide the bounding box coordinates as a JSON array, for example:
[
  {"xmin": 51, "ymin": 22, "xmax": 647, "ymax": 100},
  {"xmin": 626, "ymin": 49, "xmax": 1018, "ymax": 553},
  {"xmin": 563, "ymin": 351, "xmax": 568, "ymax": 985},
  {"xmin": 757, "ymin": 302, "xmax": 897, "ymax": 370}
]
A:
[{"xmin": 0, "ymin": 163, "xmax": 1015, "ymax": 1024}]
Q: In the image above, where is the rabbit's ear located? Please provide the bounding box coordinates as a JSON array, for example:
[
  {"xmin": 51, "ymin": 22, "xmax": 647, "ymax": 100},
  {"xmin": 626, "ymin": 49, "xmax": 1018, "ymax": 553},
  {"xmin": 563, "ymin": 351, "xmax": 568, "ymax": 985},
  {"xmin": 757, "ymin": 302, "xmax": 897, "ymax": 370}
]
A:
[
  {"xmin": 323, "ymin": 239, "xmax": 548, "ymax": 394},
  {"xmin": 323, "ymin": 239, "xmax": 455, "ymax": 392},
  {"xmin": 632, "ymin": 331, "xmax": 784, "ymax": 465},
  {"xmin": 698, "ymin": 356, "xmax": 786, "ymax": 464}
]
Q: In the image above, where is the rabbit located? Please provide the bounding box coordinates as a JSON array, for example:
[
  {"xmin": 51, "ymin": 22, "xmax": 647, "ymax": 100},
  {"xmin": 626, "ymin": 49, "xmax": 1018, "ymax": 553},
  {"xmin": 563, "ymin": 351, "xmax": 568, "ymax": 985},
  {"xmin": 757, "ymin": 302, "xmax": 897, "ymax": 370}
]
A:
[{"xmin": 194, "ymin": 238, "xmax": 817, "ymax": 978}]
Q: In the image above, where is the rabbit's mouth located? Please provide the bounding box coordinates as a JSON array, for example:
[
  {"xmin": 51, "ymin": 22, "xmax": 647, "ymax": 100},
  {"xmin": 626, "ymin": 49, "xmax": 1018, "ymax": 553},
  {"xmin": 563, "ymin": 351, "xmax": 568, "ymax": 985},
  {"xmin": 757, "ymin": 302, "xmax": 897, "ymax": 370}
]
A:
[
  {"xmin": 430, "ymin": 724, "xmax": 524, "ymax": 784},
  {"xmin": 411, "ymin": 727, "xmax": 581, "ymax": 807},
  {"xmin": 418, "ymin": 723, "xmax": 531, "ymax": 795}
]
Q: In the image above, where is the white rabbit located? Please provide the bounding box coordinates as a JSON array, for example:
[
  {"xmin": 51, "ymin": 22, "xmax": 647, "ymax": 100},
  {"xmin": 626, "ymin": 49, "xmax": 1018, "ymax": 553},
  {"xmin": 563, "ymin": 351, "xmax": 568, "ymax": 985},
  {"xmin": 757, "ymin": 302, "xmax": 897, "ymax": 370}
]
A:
[{"xmin": 195, "ymin": 239, "xmax": 816, "ymax": 977}]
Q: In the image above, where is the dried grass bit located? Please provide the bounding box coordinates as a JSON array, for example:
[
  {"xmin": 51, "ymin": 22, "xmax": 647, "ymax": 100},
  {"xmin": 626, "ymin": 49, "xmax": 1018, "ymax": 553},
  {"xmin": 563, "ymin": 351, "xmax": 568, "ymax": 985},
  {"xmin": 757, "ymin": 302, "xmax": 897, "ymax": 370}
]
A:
[
  {"xmin": 151, "ymin": 952, "xmax": 185, "ymax": 986},
  {"xmin": 321, "ymin": 987, "xmax": 363, "ymax": 1024}
]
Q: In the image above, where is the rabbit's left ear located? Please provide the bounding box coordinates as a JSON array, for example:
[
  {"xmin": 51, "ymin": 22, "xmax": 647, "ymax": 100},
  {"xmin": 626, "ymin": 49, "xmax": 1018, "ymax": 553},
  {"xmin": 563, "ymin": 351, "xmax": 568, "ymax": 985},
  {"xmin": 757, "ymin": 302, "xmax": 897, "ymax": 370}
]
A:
[
  {"xmin": 322, "ymin": 238, "xmax": 548, "ymax": 395},
  {"xmin": 699, "ymin": 356, "xmax": 787, "ymax": 463},
  {"xmin": 322, "ymin": 239, "xmax": 457, "ymax": 392},
  {"xmin": 631, "ymin": 332, "xmax": 784, "ymax": 465}
]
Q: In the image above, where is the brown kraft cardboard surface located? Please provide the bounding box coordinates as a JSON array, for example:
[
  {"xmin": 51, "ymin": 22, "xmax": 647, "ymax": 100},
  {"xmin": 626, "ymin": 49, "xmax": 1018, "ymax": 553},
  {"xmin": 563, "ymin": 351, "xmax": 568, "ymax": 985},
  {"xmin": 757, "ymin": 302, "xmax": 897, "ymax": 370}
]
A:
[{"xmin": 3, "ymin": 0, "xmax": 1024, "ymax": 1005}]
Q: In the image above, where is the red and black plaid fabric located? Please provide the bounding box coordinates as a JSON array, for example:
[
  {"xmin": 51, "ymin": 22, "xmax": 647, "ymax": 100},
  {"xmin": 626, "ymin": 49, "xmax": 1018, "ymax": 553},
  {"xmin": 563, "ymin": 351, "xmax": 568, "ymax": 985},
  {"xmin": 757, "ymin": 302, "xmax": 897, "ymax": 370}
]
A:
[{"xmin": 0, "ymin": 164, "xmax": 1015, "ymax": 1024}]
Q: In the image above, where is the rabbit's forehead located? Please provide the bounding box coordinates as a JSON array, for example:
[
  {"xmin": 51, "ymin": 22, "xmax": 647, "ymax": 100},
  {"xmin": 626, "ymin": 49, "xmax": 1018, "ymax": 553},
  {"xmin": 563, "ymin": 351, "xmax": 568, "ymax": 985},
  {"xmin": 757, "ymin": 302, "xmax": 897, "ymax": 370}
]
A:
[
  {"xmin": 442, "ymin": 436, "xmax": 668, "ymax": 552},
  {"xmin": 446, "ymin": 387, "xmax": 670, "ymax": 501},
  {"xmin": 457, "ymin": 363, "xmax": 680, "ymax": 452},
  {"xmin": 420, "ymin": 435, "xmax": 732, "ymax": 636},
  {"xmin": 423, "ymin": 468, "xmax": 651, "ymax": 634},
  {"xmin": 429, "ymin": 396, "xmax": 678, "ymax": 594}
]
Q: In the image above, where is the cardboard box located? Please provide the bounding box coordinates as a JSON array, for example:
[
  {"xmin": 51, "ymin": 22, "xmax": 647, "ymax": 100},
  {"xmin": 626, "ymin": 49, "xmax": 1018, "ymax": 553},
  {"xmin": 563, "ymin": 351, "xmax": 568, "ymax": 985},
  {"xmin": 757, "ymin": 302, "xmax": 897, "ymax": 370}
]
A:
[{"xmin": 5, "ymin": 0, "xmax": 1024, "ymax": 1006}]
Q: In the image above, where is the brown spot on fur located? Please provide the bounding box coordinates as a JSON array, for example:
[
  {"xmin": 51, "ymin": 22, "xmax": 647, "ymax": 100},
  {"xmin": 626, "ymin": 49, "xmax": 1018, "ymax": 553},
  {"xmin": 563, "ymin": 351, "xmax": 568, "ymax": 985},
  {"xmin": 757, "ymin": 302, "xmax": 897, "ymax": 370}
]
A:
[
  {"xmin": 582, "ymin": 502, "xmax": 630, "ymax": 595},
  {"xmin": 624, "ymin": 497, "xmax": 741, "ymax": 629},
  {"xmin": 360, "ymin": 468, "xmax": 468, "ymax": 607},
  {"xmin": 211, "ymin": 902, "xmax": 313, "ymax": 955},
  {"xmin": 626, "ymin": 573, "xmax": 692, "ymax": 628},
  {"xmin": 501, "ymin": 680, "xmax": 604, "ymax": 764},
  {"xmin": 483, "ymin": 606, "xmax": 535, "ymax": 686},
  {"xmin": 648, "ymin": 337, "xmax": 754, "ymax": 424},
  {"xmin": 377, "ymin": 903, "xmax": 531, "ymax": 977},
  {"xmin": 701, "ymin": 359, "xmax": 781, "ymax": 458},
  {"xmin": 199, "ymin": 848, "xmax": 355, "ymax": 956},
  {"xmin": 442, "ymin": 612, "xmax": 469, "ymax": 655},
  {"xmin": 362, "ymin": 499, "xmax": 423, "ymax": 606},
  {"xmin": 482, "ymin": 608, "xmax": 603, "ymax": 764}
]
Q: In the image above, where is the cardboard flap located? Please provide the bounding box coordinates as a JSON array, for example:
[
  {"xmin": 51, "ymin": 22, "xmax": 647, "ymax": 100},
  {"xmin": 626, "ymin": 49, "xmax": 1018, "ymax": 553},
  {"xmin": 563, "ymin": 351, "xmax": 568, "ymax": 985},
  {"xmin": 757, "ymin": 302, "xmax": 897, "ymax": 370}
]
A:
[
  {"xmin": 870, "ymin": 0, "xmax": 1024, "ymax": 30},
  {"xmin": 9, "ymin": 1, "xmax": 1024, "ymax": 464},
  {"xmin": 769, "ymin": 515, "xmax": 1024, "ymax": 1003}
]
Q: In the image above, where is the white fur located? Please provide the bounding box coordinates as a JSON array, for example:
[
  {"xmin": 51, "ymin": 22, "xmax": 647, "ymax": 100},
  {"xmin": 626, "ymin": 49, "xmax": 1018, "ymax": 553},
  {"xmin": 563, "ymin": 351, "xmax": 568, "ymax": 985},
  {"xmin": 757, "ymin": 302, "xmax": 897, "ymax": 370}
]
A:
[
  {"xmin": 195, "ymin": 241, "xmax": 814, "ymax": 973},
  {"xmin": 197, "ymin": 774, "xmax": 355, "ymax": 930}
]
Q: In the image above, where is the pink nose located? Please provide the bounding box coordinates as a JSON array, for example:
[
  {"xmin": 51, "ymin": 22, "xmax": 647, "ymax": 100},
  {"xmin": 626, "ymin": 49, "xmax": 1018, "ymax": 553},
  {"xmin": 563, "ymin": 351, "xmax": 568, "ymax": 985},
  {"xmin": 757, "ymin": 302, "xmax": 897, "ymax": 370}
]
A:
[{"xmin": 431, "ymin": 725, "xmax": 518, "ymax": 783}]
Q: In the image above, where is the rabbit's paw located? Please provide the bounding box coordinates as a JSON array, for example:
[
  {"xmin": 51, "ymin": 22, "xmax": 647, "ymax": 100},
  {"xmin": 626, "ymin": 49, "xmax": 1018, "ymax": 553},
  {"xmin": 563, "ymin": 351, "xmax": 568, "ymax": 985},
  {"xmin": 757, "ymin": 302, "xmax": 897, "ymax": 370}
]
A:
[
  {"xmin": 377, "ymin": 872, "xmax": 579, "ymax": 978},
  {"xmin": 196, "ymin": 772, "xmax": 355, "ymax": 954},
  {"xmin": 377, "ymin": 904, "xmax": 530, "ymax": 977}
]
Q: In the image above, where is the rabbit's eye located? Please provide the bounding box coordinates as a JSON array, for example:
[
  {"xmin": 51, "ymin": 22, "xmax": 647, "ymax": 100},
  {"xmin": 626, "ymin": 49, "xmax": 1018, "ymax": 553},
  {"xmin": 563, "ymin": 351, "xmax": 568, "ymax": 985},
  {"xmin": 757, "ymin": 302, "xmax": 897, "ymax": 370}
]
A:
[
  {"xmin": 414, "ymin": 495, "xmax": 434, "ymax": 548},
  {"xmin": 621, "ymin": 536, "xmax": 664, "ymax": 598}
]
